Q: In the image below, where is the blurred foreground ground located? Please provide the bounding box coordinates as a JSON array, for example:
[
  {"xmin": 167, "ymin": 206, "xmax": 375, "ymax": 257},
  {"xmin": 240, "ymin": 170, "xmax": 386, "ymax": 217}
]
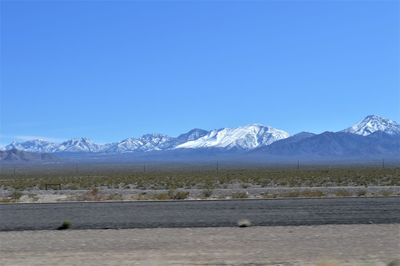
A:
[{"xmin": 0, "ymin": 224, "xmax": 399, "ymax": 266}]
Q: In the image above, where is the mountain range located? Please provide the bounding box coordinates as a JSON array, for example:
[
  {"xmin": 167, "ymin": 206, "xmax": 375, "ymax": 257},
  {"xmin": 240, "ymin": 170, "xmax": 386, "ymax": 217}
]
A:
[
  {"xmin": 1, "ymin": 115, "xmax": 400, "ymax": 162},
  {"xmin": 4, "ymin": 125, "xmax": 290, "ymax": 153}
]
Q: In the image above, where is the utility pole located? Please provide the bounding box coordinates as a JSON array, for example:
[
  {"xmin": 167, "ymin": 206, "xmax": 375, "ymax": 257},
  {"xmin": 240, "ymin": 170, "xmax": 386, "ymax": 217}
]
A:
[
  {"xmin": 382, "ymin": 159, "xmax": 385, "ymax": 169},
  {"xmin": 216, "ymin": 161, "xmax": 219, "ymax": 176},
  {"xmin": 297, "ymin": 160, "xmax": 300, "ymax": 170},
  {"xmin": 13, "ymin": 167, "xmax": 16, "ymax": 176},
  {"xmin": 143, "ymin": 164, "xmax": 146, "ymax": 173}
]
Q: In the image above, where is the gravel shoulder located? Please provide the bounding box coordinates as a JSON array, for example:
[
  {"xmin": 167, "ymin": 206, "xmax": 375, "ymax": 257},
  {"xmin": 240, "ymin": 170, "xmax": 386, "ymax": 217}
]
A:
[{"xmin": 1, "ymin": 224, "xmax": 399, "ymax": 266}]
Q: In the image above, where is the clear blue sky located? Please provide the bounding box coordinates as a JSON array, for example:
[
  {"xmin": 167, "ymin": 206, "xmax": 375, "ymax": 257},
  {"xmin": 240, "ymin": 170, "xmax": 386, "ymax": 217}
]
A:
[{"xmin": 1, "ymin": 1, "xmax": 399, "ymax": 144}]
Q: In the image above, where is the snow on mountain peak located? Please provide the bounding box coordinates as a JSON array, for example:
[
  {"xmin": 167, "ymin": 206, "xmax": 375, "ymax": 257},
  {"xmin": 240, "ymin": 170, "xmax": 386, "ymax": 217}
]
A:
[
  {"xmin": 138, "ymin": 134, "xmax": 173, "ymax": 151},
  {"xmin": 57, "ymin": 137, "xmax": 101, "ymax": 152},
  {"xmin": 342, "ymin": 115, "xmax": 400, "ymax": 136},
  {"xmin": 176, "ymin": 124, "xmax": 289, "ymax": 150},
  {"xmin": 106, "ymin": 133, "xmax": 173, "ymax": 152},
  {"xmin": 5, "ymin": 139, "xmax": 59, "ymax": 153},
  {"xmin": 6, "ymin": 115, "xmax": 398, "ymax": 154}
]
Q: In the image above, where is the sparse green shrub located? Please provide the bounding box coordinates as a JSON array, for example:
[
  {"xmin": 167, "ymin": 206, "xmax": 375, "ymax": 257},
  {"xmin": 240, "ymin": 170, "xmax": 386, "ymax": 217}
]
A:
[
  {"xmin": 1, "ymin": 166, "xmax": 399, "ymax": 192},
  {"xmin": 172, "ymin": 191, "xmax": 189, "ymax": 200},
  {"xmin": 10, "ymin": 190, "xmax": 23, "ymax": 201},
  {"xmin": 357, "ymin": 190, "xmax": 367, "ymax": 197},
  {"xmin": 380, "ymin": 191, "xmax": 393, "ymax": 197},
  {"xmin": 153, "ymin": 193, "xmax": 171, "ymax": 200},
  {"xmin": 27, "ymin": 193, "xmax": 39, "ymax": 201},
  {"xmin": 201, "ymin": 189, "xmax": 213, "ymax": 198},
  {"xmin": 149, "ymin": 190, "xmax": 190, "ymax": 200},
  {"xmin": 0, "ymin": 197, "xmax": 12, "ymax": 203},
  {"xmin": 107, "ymin": 193, "xmax": 123, "ymax": 201},
  {"xmin": 241, "ymin": 183, "xmax": 249, "ymax": 189},
  {"xmin": 237, "ymin": 219, "xmax": 251, "ymax": 227},
  {"xmin": 89, "ymin": 187, "xmax": 99, "ymax": 196},
  {"xmin": 387, "ymin": 259, "xmax": 400, "ymax": 266},
  {"xmin": 77, "ymin": 187, "xmax": 102, "ymax": 201},
  {"xmin": 57, "ymin": 220, "xmax": 71, "ymax": 230}
]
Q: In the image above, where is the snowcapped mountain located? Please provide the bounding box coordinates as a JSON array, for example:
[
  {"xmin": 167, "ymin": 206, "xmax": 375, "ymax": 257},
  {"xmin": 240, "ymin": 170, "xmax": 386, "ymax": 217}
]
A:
[
  {"xmin": 342, "ymin": 115, "xmax": 400, "ymax": 136},
  {"xmin": 162, "ymin": 129, "xmax": 210, "ymax": 149},
  {"xmin": 2, "ymin": 125, "xmax": 288, "ymax": 153},
  {"xmin": 140, "ymin": 134, "xmax": 174, "ymax": 151},
  {"xmin": 106, "ymin": 138, "xmax": 143, "ymax": 153},
  {"xmin": 176, "ymin": 124, "xmax": 289, "ymax": 150},
  {"xmin": 105, "ymin": 130, "xmax": 209, "ymax": 152},
  {"xmin": 5, "ymin": 138, "xmax": 102, "ymax": 153},
  {"xmin": 4, "ymin": 115, "xmax": 399, "ymax": 155},
  {"xmin": 5, "ymin": 139, "xmax": 59, "ymax": 153},
  {"xmin": 106, "ymin": 134, "xmax": 174, "ymax": 152},
  {"xmin": 56, "ymin": 138, "xmax": 103, "ymax": 152}
]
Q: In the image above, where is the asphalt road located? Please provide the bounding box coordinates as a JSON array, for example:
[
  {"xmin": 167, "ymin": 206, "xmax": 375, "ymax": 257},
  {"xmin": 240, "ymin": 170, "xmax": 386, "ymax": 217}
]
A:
[{"xmin": 1, "ymin": 197, "xmax": 399, "ymax": 231}]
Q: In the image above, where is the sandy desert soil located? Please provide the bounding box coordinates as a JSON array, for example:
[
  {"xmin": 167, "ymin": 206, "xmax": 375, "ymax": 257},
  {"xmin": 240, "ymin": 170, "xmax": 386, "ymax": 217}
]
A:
[{"xmin": 0, "ymin": 224, "xmax": 399, "ymax": 266}]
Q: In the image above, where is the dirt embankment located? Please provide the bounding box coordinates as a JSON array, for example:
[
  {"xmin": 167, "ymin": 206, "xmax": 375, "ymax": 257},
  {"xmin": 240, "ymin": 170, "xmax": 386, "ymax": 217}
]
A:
[
  {"xmin": 1, "ymin": 224, "xmax": 399, "ymax": 266},
  {"xmin": 1, "ymin": 185, "xmax": 399, "ymax": 203}
]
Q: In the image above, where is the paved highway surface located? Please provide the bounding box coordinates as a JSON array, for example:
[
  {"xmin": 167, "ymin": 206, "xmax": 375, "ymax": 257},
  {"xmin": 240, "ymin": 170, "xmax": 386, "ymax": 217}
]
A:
[{"xmin": 0, "ymin": 197, "xmax": 399, "ymax": 231}]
